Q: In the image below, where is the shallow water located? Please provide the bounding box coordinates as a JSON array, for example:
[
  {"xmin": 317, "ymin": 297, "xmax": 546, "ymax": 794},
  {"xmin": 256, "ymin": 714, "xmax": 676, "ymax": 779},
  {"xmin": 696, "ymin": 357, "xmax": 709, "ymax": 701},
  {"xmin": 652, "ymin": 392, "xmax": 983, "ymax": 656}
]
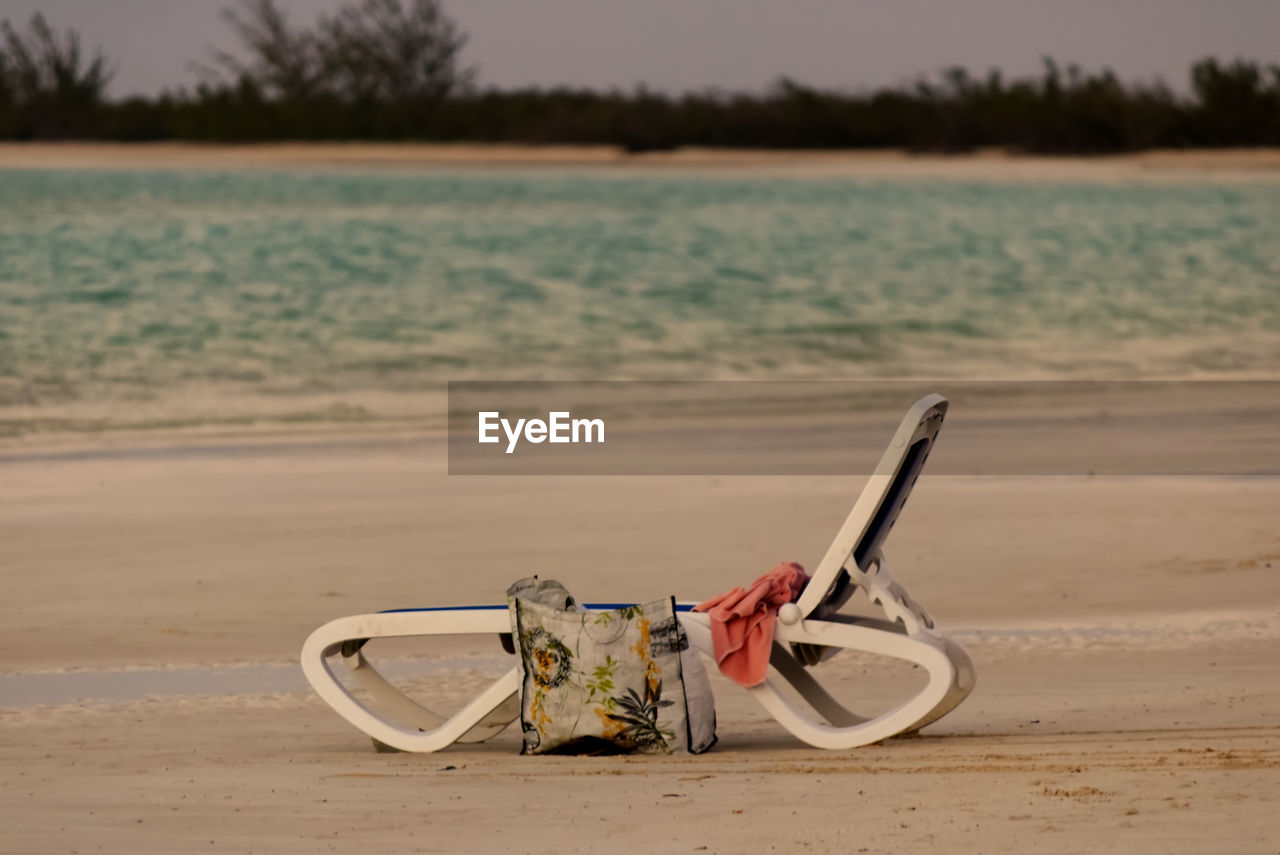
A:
[{"xmin": 2, "ymin": 168, "xmax": 1279, "ymax": 418}]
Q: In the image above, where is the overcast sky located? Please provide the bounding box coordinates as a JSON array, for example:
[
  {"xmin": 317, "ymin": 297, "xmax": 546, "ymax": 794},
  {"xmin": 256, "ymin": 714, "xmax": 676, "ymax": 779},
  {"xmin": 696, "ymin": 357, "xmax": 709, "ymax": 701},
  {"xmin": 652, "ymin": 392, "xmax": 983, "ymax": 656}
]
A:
[{"xmin": 3, "ymin": 0, "xmax": 1277, "ymax": 97}]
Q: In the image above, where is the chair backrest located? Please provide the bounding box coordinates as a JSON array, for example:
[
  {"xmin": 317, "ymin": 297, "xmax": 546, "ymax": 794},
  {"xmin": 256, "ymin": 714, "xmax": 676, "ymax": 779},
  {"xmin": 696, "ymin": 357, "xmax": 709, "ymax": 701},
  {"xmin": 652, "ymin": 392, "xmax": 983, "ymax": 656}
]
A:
[{"xmin": 793, "ymin": 394, "xmax": 948, "ymax": 619}]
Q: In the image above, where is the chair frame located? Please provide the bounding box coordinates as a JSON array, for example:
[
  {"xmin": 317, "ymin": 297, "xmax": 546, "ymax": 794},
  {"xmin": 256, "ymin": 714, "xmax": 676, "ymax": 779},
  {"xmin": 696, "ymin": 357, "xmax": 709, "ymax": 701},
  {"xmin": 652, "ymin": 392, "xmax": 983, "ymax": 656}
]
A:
[{"xmin": 301, "ymin": 394, "xmax": 976, "ymax": 751}]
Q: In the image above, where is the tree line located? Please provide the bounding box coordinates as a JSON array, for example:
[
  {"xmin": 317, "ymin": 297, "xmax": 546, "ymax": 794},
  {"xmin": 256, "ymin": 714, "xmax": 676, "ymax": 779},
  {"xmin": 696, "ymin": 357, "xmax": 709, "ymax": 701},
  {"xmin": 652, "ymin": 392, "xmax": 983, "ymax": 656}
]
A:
[{"xmin": 2, "ymin": 0, "xmax": 1279, "ymax": 153}]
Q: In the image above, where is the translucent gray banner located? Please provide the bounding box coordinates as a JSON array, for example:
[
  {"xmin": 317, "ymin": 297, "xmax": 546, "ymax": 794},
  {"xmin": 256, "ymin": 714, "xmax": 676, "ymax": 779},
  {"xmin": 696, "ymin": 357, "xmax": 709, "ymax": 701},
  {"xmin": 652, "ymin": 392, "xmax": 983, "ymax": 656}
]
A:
[{"xmin": 447, "ymin": 380, "xmax": 1280, "ymax": 475}]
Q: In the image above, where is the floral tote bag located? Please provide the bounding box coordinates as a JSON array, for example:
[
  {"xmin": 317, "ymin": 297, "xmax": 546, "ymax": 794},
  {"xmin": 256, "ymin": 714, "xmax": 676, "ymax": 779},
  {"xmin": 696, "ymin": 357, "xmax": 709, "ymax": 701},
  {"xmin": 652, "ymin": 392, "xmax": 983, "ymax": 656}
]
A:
[{"xmin": 507, "ymin": 578, "xmax": 716, "ymax": 755}]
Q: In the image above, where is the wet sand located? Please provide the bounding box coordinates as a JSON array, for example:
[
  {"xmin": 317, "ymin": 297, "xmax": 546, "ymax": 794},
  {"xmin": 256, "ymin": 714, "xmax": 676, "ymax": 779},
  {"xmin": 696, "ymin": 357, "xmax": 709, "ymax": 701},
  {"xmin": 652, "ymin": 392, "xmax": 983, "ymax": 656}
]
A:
[{"xmin": 2, "ymin": 417, "xmax": 1278, "ymax": 853}]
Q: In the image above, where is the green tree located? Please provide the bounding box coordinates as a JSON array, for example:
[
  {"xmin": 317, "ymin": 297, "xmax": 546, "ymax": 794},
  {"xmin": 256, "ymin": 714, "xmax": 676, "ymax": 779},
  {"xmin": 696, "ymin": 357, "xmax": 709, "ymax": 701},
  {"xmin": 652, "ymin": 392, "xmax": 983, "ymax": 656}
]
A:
[
  {"xmin": 0, "ymin": 12, "xmax": 112, "ymax": 138},
  {"xmin": 1190, "ymin": 58, "xmax": 1280, "ymax": 144},
  {"xmin": 318, "ymin": 0, "xmax": 474, "ymax": 104}
]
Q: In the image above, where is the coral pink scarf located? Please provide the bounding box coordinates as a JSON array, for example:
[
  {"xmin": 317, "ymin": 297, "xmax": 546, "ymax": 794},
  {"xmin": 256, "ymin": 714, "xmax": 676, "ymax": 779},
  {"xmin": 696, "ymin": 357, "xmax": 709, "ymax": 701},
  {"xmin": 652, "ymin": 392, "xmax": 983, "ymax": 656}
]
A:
[{"xmin": 693, "ymin": 562, "xmax": 809, "ymax": 687}]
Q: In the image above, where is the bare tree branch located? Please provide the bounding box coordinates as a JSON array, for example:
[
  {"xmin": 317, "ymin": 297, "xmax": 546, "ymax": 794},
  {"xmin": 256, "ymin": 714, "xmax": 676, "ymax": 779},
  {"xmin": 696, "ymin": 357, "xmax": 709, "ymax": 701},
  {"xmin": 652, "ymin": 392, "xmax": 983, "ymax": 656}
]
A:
[
  {"xmin": 208, "ymin": 0, "xmax": 472, "ymax": 104},
  {"xmin": 214, "ymin": 0, "xmax": 324, "ymax": 100},
  {"xmin": 0, "ymin": 11, "xmax": 113, "ymax": 133}
]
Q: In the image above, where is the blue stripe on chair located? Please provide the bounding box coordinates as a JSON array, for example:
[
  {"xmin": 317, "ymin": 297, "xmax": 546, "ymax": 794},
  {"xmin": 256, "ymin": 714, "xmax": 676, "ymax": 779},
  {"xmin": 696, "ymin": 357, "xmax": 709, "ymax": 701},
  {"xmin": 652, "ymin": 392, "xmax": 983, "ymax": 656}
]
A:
[{"xmin": 379, "ymin": 603, "xmax": 696, "ymax": 614}]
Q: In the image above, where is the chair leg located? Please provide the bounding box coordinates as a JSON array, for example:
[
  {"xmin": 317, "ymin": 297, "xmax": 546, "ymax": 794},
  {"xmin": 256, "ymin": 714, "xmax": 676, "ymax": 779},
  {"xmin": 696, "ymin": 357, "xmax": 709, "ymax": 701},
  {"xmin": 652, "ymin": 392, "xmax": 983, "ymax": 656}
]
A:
[
  {"xmin": 343, "ymin": 646, "xmax": 519, "ymax": 744},
  {"xmin": 767, "ymin": 642, "xmax": 868, "ymax": 728},
  {"xmin": 755, "ymin": 621, "xmax": 965, "ymax": 749},
  {"xmin": 301, "ymin": 611, "xmax": 520, "ymax": 752}
]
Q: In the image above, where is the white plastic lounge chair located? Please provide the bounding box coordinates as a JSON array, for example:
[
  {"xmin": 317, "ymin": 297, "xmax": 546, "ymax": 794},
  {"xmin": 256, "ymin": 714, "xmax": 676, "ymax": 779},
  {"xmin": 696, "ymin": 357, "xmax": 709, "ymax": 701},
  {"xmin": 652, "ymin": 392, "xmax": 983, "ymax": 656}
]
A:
[{"xmin": 301, "ymin": 393, "xmax": 976, "ymax": 751}]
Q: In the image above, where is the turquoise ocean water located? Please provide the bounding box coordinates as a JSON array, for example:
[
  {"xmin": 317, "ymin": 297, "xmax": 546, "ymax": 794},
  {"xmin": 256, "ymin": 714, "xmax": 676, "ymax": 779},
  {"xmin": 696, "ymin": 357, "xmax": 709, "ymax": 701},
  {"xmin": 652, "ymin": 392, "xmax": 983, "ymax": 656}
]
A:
[{"xmin": 1, "ymin": 168, "xmax": 1278, "ymax": 418}]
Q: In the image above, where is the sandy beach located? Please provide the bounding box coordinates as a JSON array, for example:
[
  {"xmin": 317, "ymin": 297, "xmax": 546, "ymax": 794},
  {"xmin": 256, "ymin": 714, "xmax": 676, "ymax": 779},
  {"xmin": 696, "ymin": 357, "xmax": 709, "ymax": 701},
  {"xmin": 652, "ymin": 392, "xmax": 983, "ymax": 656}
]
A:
[
  {"xmin": 4, "ymin": 142, "xmax": 1280, "ymax": 181},
  {"xmin": 2, "ymin": 409, "xmax": 1278, "ymax": 853}
]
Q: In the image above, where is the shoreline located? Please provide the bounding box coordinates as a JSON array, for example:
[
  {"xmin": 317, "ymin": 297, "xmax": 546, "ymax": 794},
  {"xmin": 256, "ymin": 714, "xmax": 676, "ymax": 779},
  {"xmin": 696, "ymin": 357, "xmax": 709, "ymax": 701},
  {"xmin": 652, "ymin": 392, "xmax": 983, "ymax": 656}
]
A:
[
  {"xmin": 4, "ymin": 378, "xmax": 1279, "ymax": 468},
  {"xmin": 3, "ymin": 142, "xmax": 1280, "ymax": 179}
]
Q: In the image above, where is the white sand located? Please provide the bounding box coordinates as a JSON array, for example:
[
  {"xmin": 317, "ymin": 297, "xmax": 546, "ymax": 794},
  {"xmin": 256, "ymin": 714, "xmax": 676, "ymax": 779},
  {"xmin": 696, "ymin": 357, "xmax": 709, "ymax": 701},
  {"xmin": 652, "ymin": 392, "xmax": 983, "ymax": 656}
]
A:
[{"xmin": 4, "ymin": 142, "xmax": 1280, "ymax": 182}]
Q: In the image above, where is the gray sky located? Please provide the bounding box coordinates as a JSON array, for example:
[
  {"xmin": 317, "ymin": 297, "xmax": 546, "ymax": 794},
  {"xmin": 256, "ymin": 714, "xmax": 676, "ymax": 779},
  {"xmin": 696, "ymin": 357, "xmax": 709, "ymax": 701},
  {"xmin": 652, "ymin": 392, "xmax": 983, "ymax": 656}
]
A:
[{"xmin": 2, "ymin": 0, "xmax": 1277, "ymax": 97}]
